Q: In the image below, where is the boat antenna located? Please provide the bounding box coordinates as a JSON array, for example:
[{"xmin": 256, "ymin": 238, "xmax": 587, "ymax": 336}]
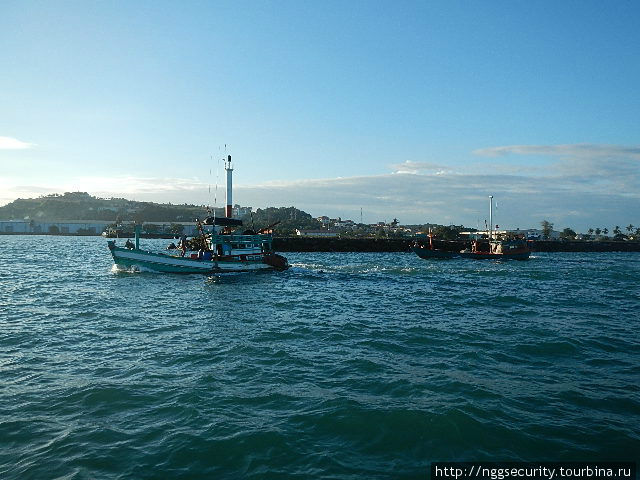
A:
[
  {"xmin": 207, "ymin": 155, "xmax": 212, "ymax": 215},
  {"xmin": 214, "ymin": 147, "xmax": 220, "ymax": 226},
  {"xmin": 489, "ymin": 195, "xmax": 493, "ymax": 240}
]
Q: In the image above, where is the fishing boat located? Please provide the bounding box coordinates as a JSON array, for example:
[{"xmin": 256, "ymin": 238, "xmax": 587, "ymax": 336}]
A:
[
  {"xmin": 107, "ymin": 155, "xmax": 289, "ymax": 273},
  {"xmin": 412, "ymin": 235, "xmax": 530, "ymax": 260},
  {"xmin": 412, "ymin": 195, "xmax": 531, "ymax": 261}
]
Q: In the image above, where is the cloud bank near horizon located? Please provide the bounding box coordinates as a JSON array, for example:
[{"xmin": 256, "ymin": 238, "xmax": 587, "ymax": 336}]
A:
[
  {"xmin": 1, "ymin": 144, "xmax": 637, "ymax": 231},
  {"xmin": 0, "ymin": 136, "xmax": 34, "ymax": 150},
  {"xmin": 474, "ymin": 143, "xmax": 640, "ymax": 159}
]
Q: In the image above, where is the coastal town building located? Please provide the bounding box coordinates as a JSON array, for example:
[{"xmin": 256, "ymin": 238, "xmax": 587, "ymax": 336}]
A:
[
  {"xmin": 233, "ymin": 205, "xmax": 252, "ymax": 217},
  {"xmin": 521, "ymin": 228, "xmax": 561, "ymax": 240},
  {"xmin": 334, "ymin": 219, "xmax": 355, "ymax": 228},
  {"xmin": 316, "ymin": 216, "xmax": 330, "ymax": 226},
  {"xmin": 0, "ymin": 220, "xmax": 112, "ymax": 235}
]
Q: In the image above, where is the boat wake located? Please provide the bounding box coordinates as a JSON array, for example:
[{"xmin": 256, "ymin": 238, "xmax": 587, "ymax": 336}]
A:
[
  {"xmin": 289, "ymin": 262, "xmax": 420, "ymax": 276},
  {"xmin": 110, "ymin": 264, "xmax": 160, "ymax": 274}
]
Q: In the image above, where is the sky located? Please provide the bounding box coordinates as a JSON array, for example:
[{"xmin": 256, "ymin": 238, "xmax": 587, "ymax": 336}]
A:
[{"xmin": 1, "ymin": 0, "xmax": 639, "ymax": 231}]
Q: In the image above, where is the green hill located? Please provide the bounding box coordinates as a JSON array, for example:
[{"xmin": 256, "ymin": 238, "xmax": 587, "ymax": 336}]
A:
[
  {"xmin": 0, "ymin": 192, "xmax": 218, "ymax": 222},
  {"xmin": 0, "ymin": 192, "xmax": 321, "ymax": 234},
  {"xmin": 242, "ymin": 207, "xmax": 322, "ymax": 235}
]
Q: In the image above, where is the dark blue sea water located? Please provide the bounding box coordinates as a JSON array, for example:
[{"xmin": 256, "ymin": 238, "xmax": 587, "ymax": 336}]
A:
[{"xmin": 1, "ymin": 236, "xmax": 639, "ymax": 479}]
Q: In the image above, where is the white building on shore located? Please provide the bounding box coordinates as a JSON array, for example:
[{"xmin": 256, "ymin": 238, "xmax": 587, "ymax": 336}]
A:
[{"xmin": 0, "ymin": 220, "xmax": 112, "ymax": 235}]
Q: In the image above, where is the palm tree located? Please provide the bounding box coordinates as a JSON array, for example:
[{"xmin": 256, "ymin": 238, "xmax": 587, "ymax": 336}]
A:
[
  {"xmin": 587, "ymin": 228, "xmax": 594, "ymax": 235},
  {"xmin": 603, "ymin": 228, "xmax": 609, "ymax": 236},
  {"xmin": 613, "ymin": 226, "xmax": 622, "ymax": 235},
  {"xmin": 627, "ymin": 224, "xmax": 634, "ymax": 234},
  {"xmin": 595, "ymin": 228, "xmax": 601, "ymax": 236}
]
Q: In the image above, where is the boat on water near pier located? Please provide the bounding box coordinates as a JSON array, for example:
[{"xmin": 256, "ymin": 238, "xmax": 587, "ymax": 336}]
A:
[
  {"xmin": 107, "ymin": 226, "xmax": 289, "ymax": 273},
  {"xmin": 412, "ymin": 234, "xmax": 530, "ymax": 260},
  {"xmin": 412, "ymin": 195, "xmax": 531, "ymax": 261},
  {"xmin": 107, "ymin": 155, "xmax": 289, "ymax": 273}
]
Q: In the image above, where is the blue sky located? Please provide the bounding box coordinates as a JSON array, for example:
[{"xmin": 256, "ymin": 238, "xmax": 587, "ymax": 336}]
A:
[{"xmin": 1, "ymin": 1, "xmax": 639, "ymax": 231}]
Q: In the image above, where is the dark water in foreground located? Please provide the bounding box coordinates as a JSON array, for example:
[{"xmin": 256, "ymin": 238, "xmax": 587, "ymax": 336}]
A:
[{"xmin": 1, "ymin": 236, "xmax": 639, "ymax": 479}]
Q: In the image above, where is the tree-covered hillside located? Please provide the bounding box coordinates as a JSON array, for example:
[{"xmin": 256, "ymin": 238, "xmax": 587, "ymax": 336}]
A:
[
  {"xmin": 0, "ymin": 193, "xmax": 321, "ymax": 234},
  {"xmin": 240, "ymin": 206, "xmax": 322, "ymax": 235},
  {"xmin": 0, "ymin": 192, "xmax": 213, "ymax": 222}
]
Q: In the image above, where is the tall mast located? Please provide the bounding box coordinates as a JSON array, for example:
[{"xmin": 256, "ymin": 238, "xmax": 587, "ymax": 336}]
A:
[
  {"xmin": 225, "ymin": 155, "xmax": 233, "ymax": 218},
  {"xmin": 489, "ymin": 195, "xmax": 493, "ymax": 240}
]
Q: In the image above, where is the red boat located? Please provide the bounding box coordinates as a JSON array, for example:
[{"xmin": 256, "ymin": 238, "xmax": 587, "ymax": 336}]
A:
[{"xmin": 412, "ymin": 195, "xmax": 531, "ymax": 261}]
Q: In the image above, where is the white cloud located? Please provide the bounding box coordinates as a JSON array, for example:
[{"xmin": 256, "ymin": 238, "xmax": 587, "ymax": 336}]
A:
[
  {"xmin": 389, "ymin": 160, "xmax": 452, "ymax": 175},
  {"xmin": 234, "ymin": 166, "xmax": 639, "ymax": 231},
  {"xmin": 0, "ymin": 176, "xmax": 206, "ymax": 207},
  {"xmin": 0, "ymin": 136, "xmax": 34, "ymax": 150},
  {"xmin": 1, "ymin": 144, "xmax": 638, "ymax": 231},
  {"xmin": 73, "ymin": 176, "xmax": 205, "ymax": 195},
  {"xmin": 473, "ymin": 143, "xmax": 640, "ymax": 159},
  {"xmin": 471, "ymin": 143, "xmax": 640, "ymax": 192}
]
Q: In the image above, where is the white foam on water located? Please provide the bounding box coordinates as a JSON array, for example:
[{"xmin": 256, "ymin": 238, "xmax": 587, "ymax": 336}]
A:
[{"xmin": 110, "ymin": 264, "xmax": 158, "ymax": 274}]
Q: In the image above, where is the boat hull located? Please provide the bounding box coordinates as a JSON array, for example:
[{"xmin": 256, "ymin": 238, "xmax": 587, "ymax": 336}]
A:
[
  {"xmin": 412, "ymin": 246, "xmax": 530, "ymax": 261},
  {"xmin": 109, "ymin": 246, "xmax": 280, "ymax": 273}
]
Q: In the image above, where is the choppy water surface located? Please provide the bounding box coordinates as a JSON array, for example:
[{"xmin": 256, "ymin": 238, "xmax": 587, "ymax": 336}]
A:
[{"xmin": 1, "ymin": 236, "xmax": 638, "ymax": 479}]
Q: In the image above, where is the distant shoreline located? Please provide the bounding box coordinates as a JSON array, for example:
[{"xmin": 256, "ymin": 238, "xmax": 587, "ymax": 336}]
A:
[{"xmin": 3, "ymin": 233, "xmax": 639, "ymax": 252}]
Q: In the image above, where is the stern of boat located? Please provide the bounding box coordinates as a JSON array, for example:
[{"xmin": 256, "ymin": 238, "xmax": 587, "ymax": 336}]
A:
[{"xmin": 263, "ymin": 253, "xmax": 289, "ymax": 271}]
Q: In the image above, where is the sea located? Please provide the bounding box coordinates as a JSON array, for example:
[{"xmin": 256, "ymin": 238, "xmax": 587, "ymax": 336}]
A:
[{"xmin": 1, "ymin": 235, "xmax": 638, "ymax": 479}]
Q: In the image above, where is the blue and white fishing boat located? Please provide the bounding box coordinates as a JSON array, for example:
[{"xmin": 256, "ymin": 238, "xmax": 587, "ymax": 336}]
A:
[{"xmin": 107, "ymin": 155, "xmax": 289, "ymax": 273}]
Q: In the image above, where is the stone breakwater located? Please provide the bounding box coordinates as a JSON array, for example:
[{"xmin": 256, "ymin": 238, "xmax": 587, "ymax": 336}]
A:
[{"xmin": 273, "ymin": 237, "xmax": 640, "ymax": 253}]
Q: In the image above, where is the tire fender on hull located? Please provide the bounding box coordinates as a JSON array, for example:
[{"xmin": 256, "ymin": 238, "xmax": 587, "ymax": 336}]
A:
[{"xmin": 263, "ymin": 253, "xmax": 289, "ymax": 271}]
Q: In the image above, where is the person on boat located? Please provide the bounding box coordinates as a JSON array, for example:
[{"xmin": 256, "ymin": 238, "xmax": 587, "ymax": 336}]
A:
[
  {"xmin": 178, "ymin": 234, "xmax": 187, "ymax": 257},
  {"xmin": 125, "ymin": 239, "xmax": 135, "ymax": 249}
]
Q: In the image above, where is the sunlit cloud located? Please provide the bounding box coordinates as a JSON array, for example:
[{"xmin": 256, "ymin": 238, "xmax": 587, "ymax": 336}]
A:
[
  {"xmin": 389, "ymin": 160, "xmax": 452, "ymax": 175},
  {"xmin": 72, "ymin": 176, "xmax": 205, "ymax": 196},
  {"xmin": 0, "ymin": 181, "xmax": 59, "ymax": 207},
  {"xmin": 0, "ymin": 136, "xmax": 34, "ymax": 150},
  {"xmin": 0, "ymin": 176, "xmax": 206, "ymax": 206}
]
